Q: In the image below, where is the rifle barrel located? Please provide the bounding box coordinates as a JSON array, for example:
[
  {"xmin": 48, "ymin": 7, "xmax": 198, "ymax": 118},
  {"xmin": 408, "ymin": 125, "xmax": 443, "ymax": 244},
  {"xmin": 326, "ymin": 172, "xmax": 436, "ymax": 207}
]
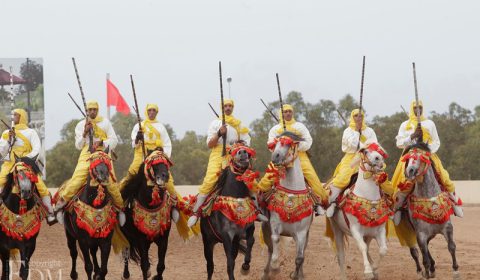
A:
[
  {"xmin": 130, "ymin": 75, "xmax": 146, "ymax": 159},
  {"xmin": 219, "ymin": 62, "xmax": 226, "ymax": 156},
  {"xmin": 260, "ymin": 98, "xmax": 279, "ymax": 122},
  {"xmin": 276, "ymin": 73, "xmax": 287, "ymax": 131}
]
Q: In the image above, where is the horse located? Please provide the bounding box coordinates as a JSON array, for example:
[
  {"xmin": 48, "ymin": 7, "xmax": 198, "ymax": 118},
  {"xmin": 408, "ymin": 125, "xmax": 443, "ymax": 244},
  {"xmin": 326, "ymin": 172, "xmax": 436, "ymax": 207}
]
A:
[
  {"xmin": 0, "ymin": 156, "xmax": 48, "ymax": 280},
  {"xmin": 198, "ymin": 144, "xmax": 261, "ymax": 280},
  {"xmin": 58, "ymin": 149, "xmax": 119, "ymax": 280},
  {"xmin": 261, "ymin": 131, "xmax": 319, "ymax": 280},
  {"xmin": 328, "ymin": 142, "xmax": 392, "ymax": 280},
  {"xmin": 120, "ymin": 150, "xmax": 181, "ymax": 280},
  {"xmin": 400, "ymin": 143, "xmax": 460, "ymax": 279}
]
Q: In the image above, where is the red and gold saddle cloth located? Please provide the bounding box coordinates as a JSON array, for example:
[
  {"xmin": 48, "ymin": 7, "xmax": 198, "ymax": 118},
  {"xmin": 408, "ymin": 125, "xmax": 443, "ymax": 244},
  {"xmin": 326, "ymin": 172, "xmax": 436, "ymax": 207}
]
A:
[
  {"xmin": 212, "ymin": 196, "xmax": 257, "ymax": 227},
  {"xmin": 409, "ymin": 192, "xmax": 453, "ymax": 224},
  {"xmin": 73, "ymin": 200, "xmax": 117, "ymax": 238},
  {"xmin": 266, "ymin": 185, "xmax": 313, "ymax": 223},
  {"xmin": 342, "ymin": 192, "xmax": 393, "ymax": 227},
  {"xmin": 132, "ymin": 192, "xmax": 174, "ymax": 240},
  {"xmin": 0, "ymin": 202, "xmax": 46, "ymax": 241}
]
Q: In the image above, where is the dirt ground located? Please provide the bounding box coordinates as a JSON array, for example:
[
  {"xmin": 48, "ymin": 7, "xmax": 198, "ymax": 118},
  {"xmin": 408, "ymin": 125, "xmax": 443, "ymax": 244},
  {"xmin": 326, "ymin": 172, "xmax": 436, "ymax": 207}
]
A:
[{"xmin": 12, "ymin": 206, "xmax": 480, "ymax": 279}]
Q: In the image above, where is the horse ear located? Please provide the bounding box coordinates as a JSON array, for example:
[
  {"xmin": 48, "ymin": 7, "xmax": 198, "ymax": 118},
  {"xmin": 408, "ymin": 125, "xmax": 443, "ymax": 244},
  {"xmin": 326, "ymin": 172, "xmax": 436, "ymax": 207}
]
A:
[
  {"xmin": 147, "ymin": 149, "xmax": 154, "ymax": 156},
  {"xmin": 104, "ymin": 146, "xmax": 110, "ymax": 155},
  {"xmin": 13, "ymin": 153, "xmax": 20, "ymax": 162},
  {"xmin": 31, "ymin": 154, "xmax": 38, "ymax": 162}
]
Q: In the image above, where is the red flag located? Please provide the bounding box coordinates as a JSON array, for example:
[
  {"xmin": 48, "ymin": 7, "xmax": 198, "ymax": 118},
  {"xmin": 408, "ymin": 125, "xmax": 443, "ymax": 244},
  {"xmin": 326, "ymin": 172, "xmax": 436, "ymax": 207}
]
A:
[{"xmin": 107, "ymin": 79, "xmax": 130, "ymax": 116}]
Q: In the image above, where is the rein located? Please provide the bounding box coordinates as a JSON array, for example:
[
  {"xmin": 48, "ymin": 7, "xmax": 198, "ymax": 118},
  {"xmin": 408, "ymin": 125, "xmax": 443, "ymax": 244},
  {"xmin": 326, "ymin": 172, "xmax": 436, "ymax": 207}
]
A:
[{"xmin": 402, "ymin": 148, "xmax": 432, "ymax": 183}]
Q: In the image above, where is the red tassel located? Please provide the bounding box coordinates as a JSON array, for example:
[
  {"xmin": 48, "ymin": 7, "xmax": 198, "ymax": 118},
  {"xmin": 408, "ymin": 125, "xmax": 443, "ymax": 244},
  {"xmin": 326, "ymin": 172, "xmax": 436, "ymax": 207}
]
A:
[
  {"xmin": 150, "ymin": 186, "xmax": 162, "ymax": 207},
  {"xmin": 93, "ymin": 186, "xmax": 106, "ymax": 207},
  {"xmin": 19, "ymin": 199, "xmax": 27, "ymax": 215}
]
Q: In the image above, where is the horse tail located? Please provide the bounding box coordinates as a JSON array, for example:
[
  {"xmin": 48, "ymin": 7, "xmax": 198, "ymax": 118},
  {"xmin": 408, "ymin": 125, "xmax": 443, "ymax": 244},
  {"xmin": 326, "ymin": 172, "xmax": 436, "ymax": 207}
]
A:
[{"xmin": 119, "ymin": 210, "xmax": 141, "ymax": 264}]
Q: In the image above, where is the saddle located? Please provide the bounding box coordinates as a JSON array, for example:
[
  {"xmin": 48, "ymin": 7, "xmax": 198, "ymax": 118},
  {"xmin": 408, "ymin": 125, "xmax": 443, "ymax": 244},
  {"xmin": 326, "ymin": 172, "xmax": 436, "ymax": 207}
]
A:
[
  {"xmin": 132, "ymin": 191, "xmax": 175, "ymax": 240},
  {"xmin": 264, "ymin": 185, "xmax": 314, "ymax": 223}
]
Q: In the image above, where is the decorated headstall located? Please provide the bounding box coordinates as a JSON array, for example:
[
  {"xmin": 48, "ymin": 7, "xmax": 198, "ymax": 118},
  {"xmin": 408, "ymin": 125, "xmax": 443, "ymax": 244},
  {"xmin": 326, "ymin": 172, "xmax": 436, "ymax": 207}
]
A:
[
  {"xmin": 144, "ymin": 150, "xmax": 173, "ymax": 207},
  {"xmin": 88, "ymin": 151, "xmax": 115, "ymax": 184},
  {"xmin": 12, "ymin": 162, "xmax": 39, "ymax": 215},
  {"xmin": 227, "ymin": 143, "xmax": 259, "ymax": 190},
  {"xmin": 401, "ymin": 147, "xmax": 432, "ymax": 180},
  {"xmin": 359, "ymin": 143, "xmax": 389, "ymax": 184},
  {"xmin": 268, "ymin": 135, "xmax": 300, "ymax": 166}
]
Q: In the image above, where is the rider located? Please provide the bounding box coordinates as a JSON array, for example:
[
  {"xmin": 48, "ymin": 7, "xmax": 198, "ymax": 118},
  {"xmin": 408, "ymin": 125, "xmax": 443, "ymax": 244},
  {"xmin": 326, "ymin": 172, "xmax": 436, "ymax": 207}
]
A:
[
  {"xmin": 55, "ymin": 101, "xmax": 125, "ymax": 223},
  {"xmin": 325, "ymin": 109, "xmax": 379, "ymax": 218},
  {"xmin": 187, "ymin": 99, "xmax": 263, "ymax": 227},
  {"xmin": 0, "ymin": 108, "xmax": 55, "ymax": 222},
  {"xmin": 392, "ymin": 100, "xmax": 463, "ymax": 222},
  {"xmin": 256, "ymin": 104, "xmax": 328, "ymax": 215}
]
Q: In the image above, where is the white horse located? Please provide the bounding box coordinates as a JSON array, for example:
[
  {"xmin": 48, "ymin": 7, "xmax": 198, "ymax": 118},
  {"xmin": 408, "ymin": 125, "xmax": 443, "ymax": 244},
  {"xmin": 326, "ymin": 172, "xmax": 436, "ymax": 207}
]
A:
[
  {"xmin": 328, "ymin": 142, "xmax": 391, "ymax": 280},
  {"xmin": 261, "ymin": 132, "xmax": 319, "ymax": 280}
]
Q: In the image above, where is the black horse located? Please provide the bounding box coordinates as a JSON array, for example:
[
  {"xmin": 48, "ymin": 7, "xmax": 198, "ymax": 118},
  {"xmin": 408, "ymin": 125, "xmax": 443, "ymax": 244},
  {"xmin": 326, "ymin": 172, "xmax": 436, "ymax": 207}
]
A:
[
  {"xmin": 200, "ymin": 145, "xmax": 260, "ymax": 280},
  {"xmin": 61, "ymin": 150, "xmax": 118, "ymax": 280},
  {"xmin": 120, "ymin": 150, "xmax": 181, "ymax": 280},
  {"xmin": 0, "ymin": 156, "xmax": 46, "ymax": 280}
]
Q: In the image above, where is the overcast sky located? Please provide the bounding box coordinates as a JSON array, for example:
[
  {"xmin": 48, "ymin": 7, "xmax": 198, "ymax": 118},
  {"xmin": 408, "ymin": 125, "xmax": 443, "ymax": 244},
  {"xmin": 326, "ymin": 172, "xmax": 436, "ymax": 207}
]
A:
[{"xmin": 2, "ymin": 0, "xmax": 480, "ymax": 149}]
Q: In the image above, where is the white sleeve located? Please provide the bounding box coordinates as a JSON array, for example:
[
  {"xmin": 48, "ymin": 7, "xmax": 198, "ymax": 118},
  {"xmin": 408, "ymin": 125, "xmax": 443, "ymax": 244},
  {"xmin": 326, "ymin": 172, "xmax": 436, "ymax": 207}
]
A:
[
  {"xmin": 103, "ymin": 121, "xmax": 118, "ymax": 150},
  {"xmin": 75, "ymin": 120, "xmax": 86, "ymax": 150},
  {"xmin": 267, "ymin": 125, "xmax": 278, "ymax": 145},
  {"xmin": 239, "ymin": 131, "xmax": 251, "ymax": 146},
  {"xmin": 131, "ymin": 123, "xmax": 139, "ymax": 148},
  {"xmin": 395, "ymin": 121, "xmax": 413, "ymax": 149},
  {"xmin": 362, "ymin": 128, "xmax": 378, "ymax": 149},
  {"xmin": 206, "ymin": 120, "xmax": 221, "ymax": 145},
  {"xmin": 428, "ymin": 121, "xmax": 440, "ymax": 153},
  {"xmin": 159, "ymin": 124, "xmax": 172, "ymax": 157},
  {"xmin": 297, "ymin": 123, "xmax": 312, "ymax": 152},
  {"xmin": 342, "ymin": 128, "xmax": 360, "ymax": 153},
  {"xmin": 26, "ymin": 130, "xmax": 41, "ymax": 158},
  {"xmin": 0, "ymin": 130, "xmax": 9, "ymax": 157}
]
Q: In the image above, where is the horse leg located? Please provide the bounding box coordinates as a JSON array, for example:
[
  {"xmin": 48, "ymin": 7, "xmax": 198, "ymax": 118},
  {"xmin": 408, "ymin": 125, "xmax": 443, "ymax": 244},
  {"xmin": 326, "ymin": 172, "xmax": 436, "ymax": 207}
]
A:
[
  {"xmin": 261, "ymin": 221, "xmax": 274, "ymax": 280},
  {"xmin": 427, "ymin": 243, "xmax": 436, "ymax": 278},
  {"xmin": 202, "ymin": 234, "xmax": 215, "ymax": 280},
  {"xmin": 153, "ymin": 233, "xmax": 170, "ymax": 280},
  {"xmin": 416, "ymin": 232, "xmax": 432, "ymax": 279},
  {"xmin": 79, "ymin": 243, "xmax": 94, "ymax": 280},
  {"xmin": 66, "ymin": 231, "xmax": 79, "ymax": 279},
  {"xmin": 351, "ymin": 228, "xmax": 374, "ymax": 279},
  {"xmin": 139, "ymin": 241, "xmax": 151, "ymax": 280},
  {"xmin": 122, "ymin": 249, "xmax": 130, "ymax": 280},
  {"xmin": 443, "ymin": 223, "xmax": 460, "ymax": 279},
  {"xmin": 241, "ymin": 225, "xmax": 255, "ymax": 274},
  {"xmin": 221, "ymin": 232, "xmax": 236, "ymax": 280},
  {"xmin": 290, "ymin": 228, "xmax": 309, "ymax": 280},
  {"xmin": 409, "ymin": 247, "xmax": 423, "ymax": 277},
  {"xmin": 19, "ymin": 248, "xmax": 31, "ymax": 280},
  {"xmin": 331, "ymin": 221, "xmax": 347, "ymax": 280},
  {"xmin": 373, "ymin": 226, "xmax": 388, "ymax": 277},
  {"xmin": 270, "ymin": 222, "xmax": 282, "ymax": 272},
  {"xmin": 98, "ymin": 239, "xmax": 111, "ymax": 280},
  {"xmin": 1, "ymin": 250, "xmax": 10, "ymax": 280},
  {"xmin": 90, "ymin": 246, "xmax": 101, "ymax": 279}
]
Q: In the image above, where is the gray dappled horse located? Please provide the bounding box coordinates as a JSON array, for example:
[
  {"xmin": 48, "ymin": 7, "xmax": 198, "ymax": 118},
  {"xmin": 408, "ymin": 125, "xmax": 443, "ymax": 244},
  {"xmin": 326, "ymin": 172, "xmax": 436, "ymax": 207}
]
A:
[
  {"xmin": 401, "ymin": 143, "xmax": 460, "ymax": 279},
  {"xmin": 261, "ymin": 132, "xmax": 315, "ymax": 280}
]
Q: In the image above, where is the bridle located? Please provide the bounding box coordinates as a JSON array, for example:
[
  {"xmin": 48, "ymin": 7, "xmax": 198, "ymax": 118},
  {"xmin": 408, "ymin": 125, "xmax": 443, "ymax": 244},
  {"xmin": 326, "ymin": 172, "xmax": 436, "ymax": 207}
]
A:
[
  {"xmin": 143, "ymin": 150, "xmax": 173, "ymax": 207},
  {"xmin": 268, "ymin": 136, "xmax": 299, "ymax": 168},
  {"xmin": 402, "ymin": 148, "xmax": 432, "ymax": 183}
]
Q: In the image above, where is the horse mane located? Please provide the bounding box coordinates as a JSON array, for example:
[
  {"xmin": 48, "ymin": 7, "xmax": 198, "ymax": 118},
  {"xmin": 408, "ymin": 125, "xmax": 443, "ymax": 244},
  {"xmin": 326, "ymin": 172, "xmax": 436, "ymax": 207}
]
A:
[
  {"xmin": 17, "ymin": 157, "xmax": 41, "ymax": 175},
  {"xmin": 402, "ymin": 142, "xmax": 431, "ymax": 156},
  {"xmin": 279, "ymin": 131, "xmax": 304, "ymax": 142},
  {"xmin": 212, "ymin": 167, "xmax": 230, "ymax": 193},
  {"xmin": 121, "ymin": 163, "xmax": 146, "ymax": 204}
]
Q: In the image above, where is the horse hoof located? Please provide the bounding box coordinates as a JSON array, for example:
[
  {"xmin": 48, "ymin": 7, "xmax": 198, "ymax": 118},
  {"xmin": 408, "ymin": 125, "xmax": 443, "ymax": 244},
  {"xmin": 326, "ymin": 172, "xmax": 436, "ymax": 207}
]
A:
[
  {"xmin": 241, "ymin": 263, "xmax": 250, "ymax": 275},
  {"xmin": 70, "ymin": 271, "xmax": 78, "ymax": 280},
  {"xmin": 430, "ymin": 271, "xmax": 436, "ymax": 278},
  {"xmin": 271, "ymin": 266, "xmax": 280, "ymax": 274},
  {"xmin": 261, "ymin": 273, "xmax": 270, "ymax": 280},
  {"xmin": 364, "ymin": 272, "xmax": 375, "ymax": 280},
  {"xmin": 453, "ymin": 271, "xmax": 461, "ymax": 280},
  {"xmin": 152, "ymin": 275, "xmax": 161, "ymax": 280},
  {"xmin": 122, "ymin": 272, "xmax": 130, "ymax": 280},
  {"xmin": 147, "ymin": 269, "xmax": 152, "ymax": 278}
]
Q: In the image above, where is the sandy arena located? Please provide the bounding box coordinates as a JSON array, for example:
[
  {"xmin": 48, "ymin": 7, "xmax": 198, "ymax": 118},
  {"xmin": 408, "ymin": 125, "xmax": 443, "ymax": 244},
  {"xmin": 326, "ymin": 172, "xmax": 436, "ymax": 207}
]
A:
[{"xmin": 14, "ymin": 206, "xmax": 479, "ymax": 279}]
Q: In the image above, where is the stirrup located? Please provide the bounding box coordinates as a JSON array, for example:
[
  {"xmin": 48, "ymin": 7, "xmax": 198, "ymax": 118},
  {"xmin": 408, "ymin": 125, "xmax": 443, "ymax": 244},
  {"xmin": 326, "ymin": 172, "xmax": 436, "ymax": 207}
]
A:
[{"xmin": 326, "ymin": 202, "xmax": 337, "ymax": 218}]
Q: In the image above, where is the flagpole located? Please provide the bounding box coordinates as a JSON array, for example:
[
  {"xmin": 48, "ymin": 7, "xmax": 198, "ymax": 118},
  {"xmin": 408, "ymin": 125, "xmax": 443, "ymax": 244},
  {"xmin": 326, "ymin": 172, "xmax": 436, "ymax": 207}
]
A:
[{"xmin": 106, "ymin": 73, "xmax": 111, "ymax": 120}]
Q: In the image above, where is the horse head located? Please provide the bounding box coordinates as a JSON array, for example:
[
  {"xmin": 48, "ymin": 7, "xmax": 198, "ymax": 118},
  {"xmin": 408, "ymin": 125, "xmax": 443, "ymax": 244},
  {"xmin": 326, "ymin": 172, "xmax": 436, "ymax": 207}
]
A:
[
  {"xmin": 402, "ymin": 143, "xmax": 432, "ymax": 182},
  {"xmin": 358, "ymin": 142, "xmax": 388, "ymax": 174},
  {"xmin": 228, "ymin": 142, "xmax": 256, "ymax": 172},
  {"xmin": 144, "ymin": 149, "xmax": 172, "ymax": 188},
  {"xmin": 88, "ymin": 149, "xmax": 113, "ymax": 185},
  {"xmin": 13, "ymin": 154, "xmax": 40, "ymax": 200},
  {"xmin": 269, "ymin": 131, "xmax": 304, "ymax": 167}
]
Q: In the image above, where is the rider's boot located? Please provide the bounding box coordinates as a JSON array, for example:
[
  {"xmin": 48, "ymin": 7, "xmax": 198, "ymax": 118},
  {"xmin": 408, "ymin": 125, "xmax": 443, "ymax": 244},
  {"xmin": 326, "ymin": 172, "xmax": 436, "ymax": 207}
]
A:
[
  {"xmin": 42, "ymin": 196, "xmax": 56, "ymax": 224},
  {"xmin": 54, "ymin": 198, "xmax": 67, "ymax": 225},
  {"xmin": 171, "ymin": 208, "xmax": 180, "ymax": 223},
  {"xmin": 187, "ymin": 194, "xmax": 208, "ymax": 227},
  {"xmin": 250, "ymin": 192, "xmax": 268, "ymax": 222},
  {"xmin": 118, "ymin": 210, "xmax": 126, "ymax": 226},
  {"xmin": 326, "ymin": 186, "xmax": 342, "ymax": 218},
  {"xmin": 392, "ymin": 192, "xmax": 407, "ymax": 226},
  {"xmin": 449, "ymin": 192, "xmax": 464, "ymax": 218}
]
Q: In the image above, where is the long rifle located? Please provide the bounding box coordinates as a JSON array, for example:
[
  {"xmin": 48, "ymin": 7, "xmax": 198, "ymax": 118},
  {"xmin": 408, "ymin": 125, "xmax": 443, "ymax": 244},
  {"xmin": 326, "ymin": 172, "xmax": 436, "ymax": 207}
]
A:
[
  {"xmin": 357, "ymin": 56, "xmax": 366, "ymax": 150},
  {"xmin": 219, "ymin": 62, "xmax": 226, "ymax": 156},
  {"xmin": 260, "ymin": 98, "xmax": 279, "ymax": 122},
  {"xmin": 67, "ymin": 92, "xmax": 86, "ymax": 117},
  {"xmin": 130, "ymin": 75, "xmax": 146, "ymax": 159},
  {"xmin": 400, "ymin": 105, "xmax": 409, "ymax": 118},
  {"xmin": 276, "ymin": 73, "xmax": 287, "ymax": 132},
  {"xmin": 208, "ymin": 103, "xmax": 219, "ymax": 118},
  {"xmin": 4, "ymin": 67, "xmax": 17, "ymax": 161},
  {"xmin": 412, "ymin": 62, "xmax": 423, "ymax": 143},
  {"xmin": 336, "ymin": 109, "xmax": 348, "ymax": 126},
  {"xmin": 71, "ymin": 58, "xmax": 94, "ymax": 153}
]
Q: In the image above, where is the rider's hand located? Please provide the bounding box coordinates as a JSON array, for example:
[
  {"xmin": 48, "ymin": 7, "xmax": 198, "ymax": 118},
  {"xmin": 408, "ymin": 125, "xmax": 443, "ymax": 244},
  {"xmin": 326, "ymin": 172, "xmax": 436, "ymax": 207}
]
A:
[
  {"xmin": 8, "ymin": 130, "xmax": 15, "ymax": 138},
  {"xmin": 217, "ymin": 124, "xmax": 227, "ymax": 137},
  {"xmin": 83, "ymin": 121, "xmax": 93, "ymax": 138},
  {"xmin": 135, "ymin": 130, "xmax": 144, "ymax": 144},
  {"xmin": 93, "ymin": 140, "xmax": 103, "ymax": 150},
  {"xmin": 411, "ymin": 124, "xmax": 423, "ymax": 140}
]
